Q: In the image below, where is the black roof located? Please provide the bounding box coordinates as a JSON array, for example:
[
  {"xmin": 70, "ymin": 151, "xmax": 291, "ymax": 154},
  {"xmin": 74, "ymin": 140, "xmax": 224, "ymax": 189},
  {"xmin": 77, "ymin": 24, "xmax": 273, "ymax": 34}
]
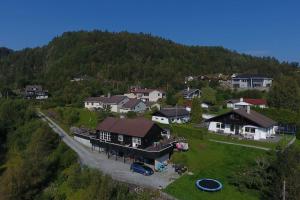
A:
[
  {"xmin": 153, "ymin": 108, "xmax": 190, "ymax": 118},
  {"xmin": 233, "ymin": 74, "xmax": 271, "ymax": 79}
]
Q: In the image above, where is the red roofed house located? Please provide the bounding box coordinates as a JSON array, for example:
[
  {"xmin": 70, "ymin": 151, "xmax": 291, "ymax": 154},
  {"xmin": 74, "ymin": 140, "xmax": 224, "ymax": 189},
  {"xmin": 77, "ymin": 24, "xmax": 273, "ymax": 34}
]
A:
[{"xmin": 227, "ymin": 98, "xmax": 267, "ymax": 109}]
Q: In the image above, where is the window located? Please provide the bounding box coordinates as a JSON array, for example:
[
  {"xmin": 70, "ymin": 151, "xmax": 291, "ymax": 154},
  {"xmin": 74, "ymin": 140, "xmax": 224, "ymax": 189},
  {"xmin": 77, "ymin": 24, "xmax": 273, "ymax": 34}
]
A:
[
  {"xmin": 118, "ymin": 134, "xmax": 123, "ymax": 142},
  {"xmin": 99, "ymin": 131, "xmax": 111, "ymax": 141},
  {"xmin": 245, "ymin": 127, "xmax": 255, "ymax": 133},
  {"xmin": 158, "ymin": 93, "xmax": 161, "ymax": 96},
  {"xmin": 216, "ymin": 123, "xmax": 225, "ymax": 129},
  {"xmin": 132, "ymin": 137, "xmax": 141, "ymax": 145}
]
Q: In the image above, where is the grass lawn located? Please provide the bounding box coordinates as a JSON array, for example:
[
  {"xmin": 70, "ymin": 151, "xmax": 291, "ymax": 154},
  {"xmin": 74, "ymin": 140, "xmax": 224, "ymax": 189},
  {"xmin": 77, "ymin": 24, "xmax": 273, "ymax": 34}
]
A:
[
  {"xmin": 165, "ymin": 126, "xmax": 268, "ymax": 200},
  {"xmin": 76, "ymin": 108, "xmax": 98, "ymax": 128}
]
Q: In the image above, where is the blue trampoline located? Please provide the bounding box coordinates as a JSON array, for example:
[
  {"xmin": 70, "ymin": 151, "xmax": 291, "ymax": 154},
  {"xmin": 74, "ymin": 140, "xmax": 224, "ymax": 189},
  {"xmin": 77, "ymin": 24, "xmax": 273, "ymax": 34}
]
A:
[{"xmin": 195, "ymin": 178, "xmax": 223, "ymax": 192}]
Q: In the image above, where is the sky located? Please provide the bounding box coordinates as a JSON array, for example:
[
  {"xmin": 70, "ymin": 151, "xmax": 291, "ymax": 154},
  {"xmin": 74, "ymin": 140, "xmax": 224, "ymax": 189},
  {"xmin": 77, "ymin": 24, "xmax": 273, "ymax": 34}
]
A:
[{"xmin": 0, "ymin": 0, "xmax": 299, "ymax": 62}]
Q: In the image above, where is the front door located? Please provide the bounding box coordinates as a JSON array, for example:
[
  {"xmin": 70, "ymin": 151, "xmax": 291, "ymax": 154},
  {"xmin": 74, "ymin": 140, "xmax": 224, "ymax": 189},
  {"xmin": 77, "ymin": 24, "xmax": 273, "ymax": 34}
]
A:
[{"xmin": 234, "ymin": 125, "xmax": 240, "ymax": 135}]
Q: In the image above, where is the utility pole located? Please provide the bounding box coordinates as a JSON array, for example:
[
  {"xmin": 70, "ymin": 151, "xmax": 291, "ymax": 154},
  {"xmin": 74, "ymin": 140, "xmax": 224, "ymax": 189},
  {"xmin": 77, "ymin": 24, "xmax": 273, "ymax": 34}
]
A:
[{"xmin": 283, "ymin": 180, "xmax": 286, "ymax": 200}]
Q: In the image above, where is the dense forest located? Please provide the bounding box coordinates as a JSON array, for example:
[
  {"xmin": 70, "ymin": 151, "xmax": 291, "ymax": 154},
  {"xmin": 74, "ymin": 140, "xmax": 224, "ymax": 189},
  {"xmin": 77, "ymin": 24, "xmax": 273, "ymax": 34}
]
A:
[{"xmin": 0, "ymin": 31, "xmax": 299, "ymax": 104}]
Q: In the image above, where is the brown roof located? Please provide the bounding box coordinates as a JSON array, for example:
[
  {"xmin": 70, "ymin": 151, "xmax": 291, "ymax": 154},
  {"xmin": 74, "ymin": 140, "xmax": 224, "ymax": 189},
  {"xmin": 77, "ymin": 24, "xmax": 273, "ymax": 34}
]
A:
[
  {"xmin": 96, "ymin": 117, "xmax": 156, "ymax": 137},
  {"xmin": 234, "ymin": 109, "xmax": 275, "ymax": 128},
  {"xmin": 207, "ymin": 108, "xmax": 276, "ymax": 128},
  {"xmin": 122, "ymin": 99, "xmax": 144, "ymax": 109},
  {"xmin": 85, "ymin": 95, "xmax": 128, "ymax": 104}
]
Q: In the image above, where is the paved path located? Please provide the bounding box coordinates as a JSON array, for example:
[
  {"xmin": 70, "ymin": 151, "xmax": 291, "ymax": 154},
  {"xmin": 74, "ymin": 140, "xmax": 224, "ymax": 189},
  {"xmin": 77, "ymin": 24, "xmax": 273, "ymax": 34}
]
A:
[
  {"xmin": 286, "ymin": 136, "xmax": 296, "ymax": 148},
  {"xmin": 37, "ymin": 111, "xmax": 179, "ymax": 189},
  {"xmin": 208, "ymin": 139, "xmax": 271, "ymax": 151}
]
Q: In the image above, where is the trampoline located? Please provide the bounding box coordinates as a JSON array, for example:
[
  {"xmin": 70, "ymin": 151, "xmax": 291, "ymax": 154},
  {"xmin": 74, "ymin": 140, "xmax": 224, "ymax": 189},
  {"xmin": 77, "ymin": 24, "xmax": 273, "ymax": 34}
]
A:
[{"xmin": 195, "ymin": 178, "xmax": 223, "ymax": 192}]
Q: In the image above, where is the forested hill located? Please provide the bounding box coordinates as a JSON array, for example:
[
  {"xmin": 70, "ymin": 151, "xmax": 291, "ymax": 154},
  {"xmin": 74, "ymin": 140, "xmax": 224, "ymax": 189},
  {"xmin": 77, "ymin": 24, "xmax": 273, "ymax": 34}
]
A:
[
  {"xmin": 0, "ymin": 47, "xmax": 13, "ymax": 59},
  {"xmin": 0, "ymin": 30, "xmax": 298, "ymax": 91}
]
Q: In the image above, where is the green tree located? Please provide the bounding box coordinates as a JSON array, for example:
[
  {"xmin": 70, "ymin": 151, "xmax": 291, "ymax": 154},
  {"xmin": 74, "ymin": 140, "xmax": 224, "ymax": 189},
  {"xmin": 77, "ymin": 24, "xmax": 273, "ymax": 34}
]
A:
[
  {"xmin": 268, "ymin": 76, "xmax": 300, "ymax": 111},
  {"xmin": 201, "ymin": 86, "xmax": 217, "ymax": 104},
  {"xmin": 191, "ymin": 98, "xmax": 202, "ymax": 123}
]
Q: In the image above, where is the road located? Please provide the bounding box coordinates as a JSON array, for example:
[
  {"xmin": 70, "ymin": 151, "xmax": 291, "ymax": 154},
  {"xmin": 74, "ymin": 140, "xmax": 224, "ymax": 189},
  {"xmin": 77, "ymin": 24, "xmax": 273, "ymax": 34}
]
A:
[{"xmin": 37, "ymin": 111, "xmax": 179, "ymax": 189}]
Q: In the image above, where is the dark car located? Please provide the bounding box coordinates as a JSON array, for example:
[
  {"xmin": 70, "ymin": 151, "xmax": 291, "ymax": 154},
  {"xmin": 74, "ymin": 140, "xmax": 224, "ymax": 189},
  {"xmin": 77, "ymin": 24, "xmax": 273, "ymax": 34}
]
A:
[{"xmin": 130, "ymin": 162, "xmax": 154, "ymax": 176}]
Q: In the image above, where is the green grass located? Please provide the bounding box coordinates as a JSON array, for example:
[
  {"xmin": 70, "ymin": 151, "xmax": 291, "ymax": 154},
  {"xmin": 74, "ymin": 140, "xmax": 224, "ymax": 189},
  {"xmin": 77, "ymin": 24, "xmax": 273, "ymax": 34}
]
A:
[
  {"xmin": 165, "ymin": 126, "xmax": 268, "ymax": 200},
  {"xmin": 76, "ymin": 108, "xmax": 98, "ymax": 128}
]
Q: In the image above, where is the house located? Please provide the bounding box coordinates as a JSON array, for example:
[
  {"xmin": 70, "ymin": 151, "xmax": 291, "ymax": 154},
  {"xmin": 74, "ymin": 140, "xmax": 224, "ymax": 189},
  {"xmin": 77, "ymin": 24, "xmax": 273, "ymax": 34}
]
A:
[
  {"xmin": 24, "ymin": 85, "xmax": 48, "ymax": 100},
  {"xmin": 124, "ymin": 88, "xmax": 165, "ymax": 102},
  {"xmin": 73, "ymin": 117, "xmax": 174, "ymax": 167},
  {"xmin": 84, "ymin": 95, "xmax": 129, "ymax": 112},
  {"xmin": 84, "ymin": 95, "xmax": 147, "ymax": 113},
  {"xmin": 227, "ymin": 98, "xmax": 267, "ymax": 109},
  {"xmin": 119, "ymin": 99, "xmax": 147, "ymax": 113},
  {"xmin": 152, "ymin": 107, "xmax": 190, "ymax": 124},
  {"xmin": 180, "ymin": 88, "xmax": 201, "ymax": 99},
  {"xmin": 206, "ymin": 107, "xmax": 277, "ymax": 140},
  {"xmin": 231, "ymin": 74, "xmax": 272, "ymax": 90}
]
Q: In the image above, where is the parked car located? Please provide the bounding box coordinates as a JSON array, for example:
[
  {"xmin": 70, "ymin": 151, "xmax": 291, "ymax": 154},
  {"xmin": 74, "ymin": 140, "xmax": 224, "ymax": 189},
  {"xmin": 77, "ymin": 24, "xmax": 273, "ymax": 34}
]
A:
[{"xmin": 130, "ymin": 162, "xmax": 154, "ymax": 176}]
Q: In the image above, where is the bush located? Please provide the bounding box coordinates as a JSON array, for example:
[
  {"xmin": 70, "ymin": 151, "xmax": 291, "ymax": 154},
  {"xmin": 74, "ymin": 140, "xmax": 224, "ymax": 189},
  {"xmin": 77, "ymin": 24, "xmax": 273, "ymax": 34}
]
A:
[{"xmin": 126, "ymin": 111, "xmax": 137, "ymax": 118}]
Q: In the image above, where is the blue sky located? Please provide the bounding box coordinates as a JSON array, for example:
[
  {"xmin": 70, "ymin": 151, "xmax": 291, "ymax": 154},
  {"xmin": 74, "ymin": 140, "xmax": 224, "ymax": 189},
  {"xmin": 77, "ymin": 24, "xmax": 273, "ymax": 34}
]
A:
[{"xmin": 0, "ymin": 0, "xmax": 299, "ymax": 62}]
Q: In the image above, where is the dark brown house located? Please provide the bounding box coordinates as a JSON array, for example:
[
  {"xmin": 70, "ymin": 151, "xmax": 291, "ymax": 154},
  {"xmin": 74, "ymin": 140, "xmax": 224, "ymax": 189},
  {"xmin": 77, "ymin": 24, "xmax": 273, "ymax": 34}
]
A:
[
  {"xmin": 74, "ymin": 117, "xmax": 174, "ymax": 166},
  {"xmin": 96, "ymin": 117, "xmax": 163, "ymax": 148}
]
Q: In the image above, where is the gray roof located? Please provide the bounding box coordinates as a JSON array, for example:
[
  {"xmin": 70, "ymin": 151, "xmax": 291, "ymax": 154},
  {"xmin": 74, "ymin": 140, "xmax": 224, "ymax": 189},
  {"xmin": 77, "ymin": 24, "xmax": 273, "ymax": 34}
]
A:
[
  {"xmin": 233, "ymin": 74, "xmax": 271, "ymax": 79},
  {"xmin": 122, "ymin": 99, "xmax": 144, "ymax": 109},
  {"xmin": 180, "ymin": 88, "xmax": 200, "ymax": 96},
  {"xmin": 25, "ymin": 85, "xmax": 43, "ymax": 92},
  {"xmin": 153, "ymin": 108, "xmax": 190, "ymax": 118},
  {"xmin": 85, "ymin": 95, "xmax": 128, "ymax": 104}
]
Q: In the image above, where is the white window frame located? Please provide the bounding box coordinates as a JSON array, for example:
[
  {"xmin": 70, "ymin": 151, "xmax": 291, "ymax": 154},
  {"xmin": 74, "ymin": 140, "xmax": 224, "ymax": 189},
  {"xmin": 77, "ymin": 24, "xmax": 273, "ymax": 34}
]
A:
[
  {"xmin": 132, "ymin": 137, "xmax": 141, "ymax": 145},
  {"xmin": 100, "ymin": 131, "xmax": 111, "ymax": 142}
]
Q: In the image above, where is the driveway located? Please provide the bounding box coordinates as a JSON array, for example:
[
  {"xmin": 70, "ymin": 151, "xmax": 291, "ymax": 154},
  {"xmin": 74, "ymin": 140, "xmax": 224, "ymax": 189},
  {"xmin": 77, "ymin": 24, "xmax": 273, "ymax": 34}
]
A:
[{"xmin": 37, "ymin": 111, "xmax": 179, "ymax": 189}]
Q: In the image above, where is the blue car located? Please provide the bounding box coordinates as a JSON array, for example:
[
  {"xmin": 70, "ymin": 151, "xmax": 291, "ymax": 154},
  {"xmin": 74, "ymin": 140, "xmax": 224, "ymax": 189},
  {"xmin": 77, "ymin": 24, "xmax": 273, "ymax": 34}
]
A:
[{"xmin": 130, "ymin": 162, "xmax": 154, "ymax": 176}]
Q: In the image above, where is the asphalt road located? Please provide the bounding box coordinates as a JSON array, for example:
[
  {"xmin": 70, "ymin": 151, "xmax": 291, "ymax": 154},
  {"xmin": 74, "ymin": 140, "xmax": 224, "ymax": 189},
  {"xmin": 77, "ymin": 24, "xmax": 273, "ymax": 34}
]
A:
[{"xmin": 37, "ymin": 111, "xmax": 179, "ymax": 189}]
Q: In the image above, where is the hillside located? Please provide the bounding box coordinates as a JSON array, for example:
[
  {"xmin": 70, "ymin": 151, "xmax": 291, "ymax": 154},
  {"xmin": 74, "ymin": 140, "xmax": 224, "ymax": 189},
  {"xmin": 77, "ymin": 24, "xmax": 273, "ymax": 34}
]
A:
[
  {"xmin": 0, "ymin": 31, "xmax": 298, "ymax": 88},
  {"xmin": 0, "ymin": 47, "xmax": 13, "ymax": 59}
]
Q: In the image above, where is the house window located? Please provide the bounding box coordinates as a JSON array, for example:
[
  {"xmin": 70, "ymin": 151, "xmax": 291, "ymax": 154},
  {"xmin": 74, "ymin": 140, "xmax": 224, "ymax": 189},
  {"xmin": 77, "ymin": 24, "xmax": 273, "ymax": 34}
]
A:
[
  {"xmin": 132, "ymin": 137, "xmax": 141, "ymax": 145},
  {"xmin": 118, "ymin": 135, "xmax": 123, "ymax": 142},
  {"xmin": 158, "ymin": 93, "xmax": 161, "ymax": 96},
  {"xmin": 99, "ymin": 131, "xmax": 111, "ymax": 141},
  {"xmin": 217, "ymin": 123, "xmax": 225, "ymax": 129},
  {"xmin": 245, "ymin": 127, "xmax": 255, "ymax": 133}
]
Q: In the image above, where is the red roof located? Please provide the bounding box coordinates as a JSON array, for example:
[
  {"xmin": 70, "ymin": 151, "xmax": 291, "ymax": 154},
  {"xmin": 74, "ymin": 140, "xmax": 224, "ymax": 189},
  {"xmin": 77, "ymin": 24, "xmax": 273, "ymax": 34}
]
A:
[{"xmin": 244, "ymin": 98, "xmax": 267, "ymax": 105}]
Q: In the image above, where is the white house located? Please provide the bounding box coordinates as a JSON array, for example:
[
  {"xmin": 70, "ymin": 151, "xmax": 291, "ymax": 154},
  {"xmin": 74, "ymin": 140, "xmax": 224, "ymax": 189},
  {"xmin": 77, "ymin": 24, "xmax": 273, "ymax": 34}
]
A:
[
  {"xmin": 152, "ymin": 107, "xmax": 190, "ymax": 124},
  {"xmin": 227, "ymin": 98, "xmax": 267, "ymax": 109},
  {"xmin": 206, "ymin": 107, "xmax": 277, "ymax": 140},
  {"xmin": 84, "ymin": 95, "xmax": 129, "ymax": 112},
  {"xmin": 231, "ymin": 74, "xmax": 272, "ymax": 90},
  {"xmin": 125, "ymin": 88, "xmax": 165, "ymax": 102}
]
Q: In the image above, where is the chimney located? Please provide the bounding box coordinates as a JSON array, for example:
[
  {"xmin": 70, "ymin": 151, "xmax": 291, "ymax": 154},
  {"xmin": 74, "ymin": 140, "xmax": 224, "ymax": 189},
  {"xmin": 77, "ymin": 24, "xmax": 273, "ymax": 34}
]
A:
[
  {"xmin": 187, "ymin": 87, "xmax": 190, "ymax": 91},
  {"xmin": 107, "ymin": 92, "xmax": 111, "ymax": 98},
  {"xmin": 240, "ymin": 97, "xmax": 244, "ymax": 102},
  {"xmin": 246, "ymin": 105, "xmax": 250, "ymax": 114}
]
